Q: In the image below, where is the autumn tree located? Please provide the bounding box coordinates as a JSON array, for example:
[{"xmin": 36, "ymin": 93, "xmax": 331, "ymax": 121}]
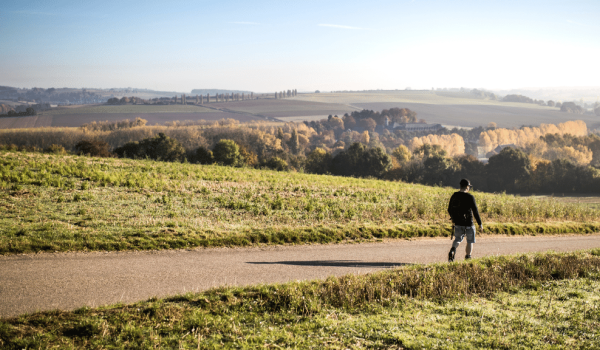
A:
[
  {"xmin": 342, "ymin": 114, "xmax": 356, "ymax": 129},
  {"xmin": 360, "ymin": 118, "xmax": 377, "ymax": 132},
  {"xmin": 392, "ymin": 145, "xmax": 411, "ymax": 163},
  {"xmin": 287, "ymin": 129, "xmax": 301, "ymax": 154}
]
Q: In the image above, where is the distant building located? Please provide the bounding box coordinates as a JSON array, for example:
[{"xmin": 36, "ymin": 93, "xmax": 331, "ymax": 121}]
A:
[
  {"xmin": 485, "ymin": 144, "xmax": 518, "ymax": 158},
  {"xmin": 493, "ymin": 144, "xmax": 517, "ymax": 153}
]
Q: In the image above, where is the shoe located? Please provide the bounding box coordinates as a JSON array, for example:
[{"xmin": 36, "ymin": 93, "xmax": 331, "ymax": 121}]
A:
[
  {"xmin": 465, "ymin": 255, "xmax": 472, "ymax": 260},
  {"xmin": 448, "ymin": 248, "xmax": 456, "ymax": 262}
]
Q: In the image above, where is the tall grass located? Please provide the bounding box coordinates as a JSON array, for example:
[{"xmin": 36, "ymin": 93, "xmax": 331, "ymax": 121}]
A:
[{"xmin": 1, "ymin": 150, "xmax": 599, "ymax": 254}]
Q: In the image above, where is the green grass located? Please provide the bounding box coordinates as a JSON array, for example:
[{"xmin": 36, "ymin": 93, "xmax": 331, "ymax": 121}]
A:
[
  {"xmin": 2, "ymin": 250, "xmax": 599, "ymax": 348},
  {"xmin": 45, "ymin": 104, "xmax": 217, "ymax": 115},
  {"xmin": 532, "ymin": 195, "xmax": 600, "ymax": 211},
  {"xmin": 1, "ymin": 149, "xmax": 599, "ymax": 254}
]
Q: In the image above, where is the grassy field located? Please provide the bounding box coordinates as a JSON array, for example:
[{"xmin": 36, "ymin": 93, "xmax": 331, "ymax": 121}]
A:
[
  {"xmin": 0, "ymin": 115, "xmax": 53, "ymax": 129},
  {"xmin": 45, "ymin": 104, "xmax": 218, "ymax": 115},
  {"xmin": 2, "ymin": 250, "xmax": 599, "ymax": 348},
  {"xmin": 1, "ymin": 150, "xmax": 599, "ymax": 255},
  {"xmin": 295, "ymin": 91, "xmax": 555, "ymax": 108},
  {"xmin": 211, "ymin": 99, "xmax": 357, "ymax": 118},
  {"xmin": 531, "ymin": 195, "xmax": 600, "ymax": 211},
  {"xmin": 3, "ymin": 92, "xmax": 592, "ymax": 130}
]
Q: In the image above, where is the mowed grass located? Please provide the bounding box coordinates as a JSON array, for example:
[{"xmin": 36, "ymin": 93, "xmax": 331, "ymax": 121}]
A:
[
  {"xmin": 2, "ymin": 250, "xmax": 599, "ymax": 348},
  {"xmin": 1, "ymin": 150, "xmax": 599, "ymax": 254},
  {"xmin": 45, "ymin": 104, "xmax": 217, "ymax": 115},
  {"xmin": 536, "ymin": 195, "xmax": 600, "ymax": 211}
]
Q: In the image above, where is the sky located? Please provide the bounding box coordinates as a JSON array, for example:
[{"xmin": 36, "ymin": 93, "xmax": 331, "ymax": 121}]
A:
[{"xmin": 1, "ymin": 0, "xmax": 599, "ymax": 92}]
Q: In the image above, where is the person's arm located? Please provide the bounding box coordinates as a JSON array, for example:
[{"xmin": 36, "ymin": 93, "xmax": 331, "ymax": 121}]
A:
[
  {"xmin": 447, "ymin": 194, "xmax": 454, "ymax": 223},
  {"xmin": 471, "ymin": 195, "xmax": 482, "ymax": 227}
]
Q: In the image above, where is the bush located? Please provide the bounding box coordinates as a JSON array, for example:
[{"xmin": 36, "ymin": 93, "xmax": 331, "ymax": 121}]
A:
[
  {"xmin": 75, "ymin": 140, "xmax": 113, "ymax": 157},
  {"xmin": 261, "ymin": 156, "xmax": 289, "ymax": 171},
  {"xmin": 213, "ymin": 139, "xmax": 244, "ymax": 166},
  {"xmin": 44, "ymin": 144, "xmax": 67, "ymax": 155},
  {"xmin": 193, "ymin": 146, "xmax": 215, "ymax": 164},
  {"xmin": 305, "ymin": 148, "xmax": 332, "ymax": 174},
  {"xmin": 114, "ymin": 133, "xmax": 185, "ymax": 162}
]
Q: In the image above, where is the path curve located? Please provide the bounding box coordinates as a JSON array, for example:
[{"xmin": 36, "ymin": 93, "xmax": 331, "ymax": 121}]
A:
[{"xmin": 2, "ymin": 234, "xmax": 600, "ymax": 318}]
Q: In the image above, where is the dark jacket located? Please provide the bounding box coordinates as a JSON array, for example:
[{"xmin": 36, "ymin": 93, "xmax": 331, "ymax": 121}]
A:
[{"xmin": 448, "ymin": 191, "xmax": 482, "ymax": 227}]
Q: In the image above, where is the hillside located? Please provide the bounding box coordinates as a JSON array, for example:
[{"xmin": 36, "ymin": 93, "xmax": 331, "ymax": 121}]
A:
[
  {"xmin": 4, "ymin": 89, "xmax": 595, "ymax": 129},
  {"xmin": 1, "ymin": 150, "xmax": 598, "ymax": 254},
  {"xmin": 295, "ymin": 91, "xmax": 600, "ymax": 129}
]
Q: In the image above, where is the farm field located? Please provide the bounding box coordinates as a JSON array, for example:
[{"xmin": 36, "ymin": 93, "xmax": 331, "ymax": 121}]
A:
[
  {"xmin": 351, "ymin": 102, "xmax": 599, "ymax": 129},
  {"xmin": 1, "ymin": 150, "xmax": 599, "ymax": 255},
  {"xmin": 293, "ymin": 91, "xmax": 599, "ymax": 129},
  {"xmin": 45, "ymin": 104, "xmax": 218, "ymax": 114},
  {"xmin": 527, "ymin": 195, "xmax": 600, "ymax": 211},
  {"xmin": 3, "ymin": 91, "xmax": 593, "ymax": 129},
  {"xmin": 210, "ymin": 99, "xmax": 357, "ymax": 118},
  {"xmin": 43, "ymin": 104, "xmax": 263, "ymax": 127},
  {"xmin": 0, "ymin": 115, "xmax": 53, "ymax": 129},
  {"xmin": 50, "ymin": 112, "xmax": 258, "ymax": 127},
  {"xmin": 296, "ymin": 91, "xmax": 550, "ymax": 108},
  {"xmin": 2, "ymin": 250, "xmax": 599, "ymax": 348}
]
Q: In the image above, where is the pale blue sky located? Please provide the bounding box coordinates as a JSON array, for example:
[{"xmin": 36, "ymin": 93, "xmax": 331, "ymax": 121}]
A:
[{"xmin": 1, "ymin": 0, "xmax": 599, "ymax": 92}]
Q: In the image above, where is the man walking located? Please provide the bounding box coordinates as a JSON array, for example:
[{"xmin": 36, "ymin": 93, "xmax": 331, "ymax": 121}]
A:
[{"xmin": 448, "ymin": 179, "xmax": 482, "ymax": 262}]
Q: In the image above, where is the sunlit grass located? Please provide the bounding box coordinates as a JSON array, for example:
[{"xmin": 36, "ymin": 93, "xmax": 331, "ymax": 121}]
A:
[{"xmin": 1, "ymin": 149, "xmax": 599, "ymax": 254}]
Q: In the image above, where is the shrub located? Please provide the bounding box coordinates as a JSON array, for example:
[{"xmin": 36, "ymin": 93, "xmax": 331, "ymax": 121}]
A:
[
  {"xmin": 212, "ymin": 139, "xmax": 244, "ymax": 166},
  {"xmin": 305, "ymin": 148, "xmax": 331, "ymax": 174},
  {"xmin": 44, "ymin": 144, "xmax": 67, "ymax": 155},
  {"xmin": 114, "ymin": 133, "xmax": 185, "ymax": 162},
  {"xmin": 261, "ymin": 156, "xmax": 289, "ymax": 171},
  {"xmin": 193, "ymin": 146, "xmax": 215, "ymax": 164},
  {"xmin": 75, "ymin": 139, "xmax": 113, "ymax": 157}
]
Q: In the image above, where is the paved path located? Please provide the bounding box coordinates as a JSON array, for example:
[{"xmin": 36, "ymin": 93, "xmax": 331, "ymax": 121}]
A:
[{"xmin": 2, "ymin": 234, "xmax": 600, "ymax": 318}]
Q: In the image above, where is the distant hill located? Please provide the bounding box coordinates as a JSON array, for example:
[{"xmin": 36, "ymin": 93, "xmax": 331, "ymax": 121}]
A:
[
  {"xmin": 492, "ymin": 87, "xmax": 600, "ymax": 103},
  {"xmin": 191, "ymin": 89, "xmax": 252, "ymax": 95}
]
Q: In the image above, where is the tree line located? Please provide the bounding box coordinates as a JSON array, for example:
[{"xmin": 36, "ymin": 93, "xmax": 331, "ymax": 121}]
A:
[{"xmin": 0, "ymin": 107, "xmax": 36, "ymax": 118}]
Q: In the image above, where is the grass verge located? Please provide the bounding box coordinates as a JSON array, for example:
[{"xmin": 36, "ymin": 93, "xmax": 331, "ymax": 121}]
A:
[
  {"xmin": 1, "ymin": 150, "xmax": 600, "ymax": 254},
  {"xmin": 1, "ymin": 250, "xmax": 599, "ymax": 348}
]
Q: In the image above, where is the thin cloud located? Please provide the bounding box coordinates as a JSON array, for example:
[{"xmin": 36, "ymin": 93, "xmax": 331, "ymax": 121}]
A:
[
  {"xmin": 318, "ymin": 24, "xmax": 368, "ymax": 30},
  {"xmin": 229, "ymin": 21, "xmax": 261, "ymax": 25},
  {"xmin": 566, "ymin": 20, "xmax": 595, "ymax": 28}
]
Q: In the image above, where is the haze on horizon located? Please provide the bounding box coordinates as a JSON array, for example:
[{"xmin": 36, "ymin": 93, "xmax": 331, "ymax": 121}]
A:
[{"xmin": 1, "ymin": 0, "xmax": 599, "ymax": 93}]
